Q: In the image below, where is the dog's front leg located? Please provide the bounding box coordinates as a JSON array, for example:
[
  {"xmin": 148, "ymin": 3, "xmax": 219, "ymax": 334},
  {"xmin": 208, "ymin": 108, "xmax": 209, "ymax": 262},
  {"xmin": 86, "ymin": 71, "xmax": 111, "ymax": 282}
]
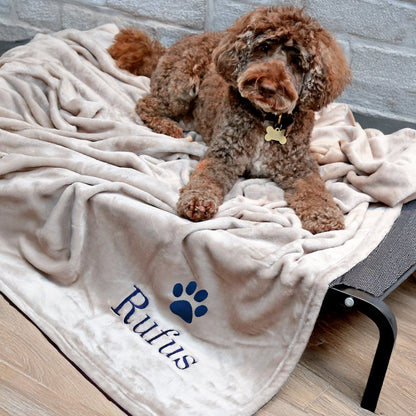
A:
[
  {"xmin": 177, "ymin": 157, "xmax": 243, "ymax": 222},
  {"xmin": 285, "ymin": 172, "xmax": 344, "ymax": 234}
]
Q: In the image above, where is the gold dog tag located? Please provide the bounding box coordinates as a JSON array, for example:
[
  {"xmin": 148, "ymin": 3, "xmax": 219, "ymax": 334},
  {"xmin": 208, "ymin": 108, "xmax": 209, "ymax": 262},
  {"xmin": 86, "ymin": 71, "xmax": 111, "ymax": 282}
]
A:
[{"xmin": 265, "ymin": 125, "xmax": 287, "ymax": 144}]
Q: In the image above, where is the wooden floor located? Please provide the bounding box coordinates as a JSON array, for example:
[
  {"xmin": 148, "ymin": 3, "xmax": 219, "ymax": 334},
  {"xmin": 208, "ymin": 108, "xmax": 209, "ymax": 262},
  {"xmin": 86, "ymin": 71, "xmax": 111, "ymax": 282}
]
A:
[{"xmin": 1, "ymin": 275, "xmax": 415, "ymax": 416}]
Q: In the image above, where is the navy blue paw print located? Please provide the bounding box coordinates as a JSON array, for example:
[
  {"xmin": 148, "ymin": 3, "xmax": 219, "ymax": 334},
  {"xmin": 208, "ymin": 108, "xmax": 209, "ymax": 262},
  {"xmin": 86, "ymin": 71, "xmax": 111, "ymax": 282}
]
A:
[{"xmin": 170, "ymin": 281, "xmax": 208, "ymax": 324}]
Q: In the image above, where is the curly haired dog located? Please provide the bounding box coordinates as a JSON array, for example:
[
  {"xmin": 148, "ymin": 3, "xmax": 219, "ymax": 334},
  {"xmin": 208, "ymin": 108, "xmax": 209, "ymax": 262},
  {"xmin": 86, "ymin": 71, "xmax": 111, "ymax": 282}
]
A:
[{"xmin": 108, "ymin": 5, "xmax": 352, "ymax": 234}]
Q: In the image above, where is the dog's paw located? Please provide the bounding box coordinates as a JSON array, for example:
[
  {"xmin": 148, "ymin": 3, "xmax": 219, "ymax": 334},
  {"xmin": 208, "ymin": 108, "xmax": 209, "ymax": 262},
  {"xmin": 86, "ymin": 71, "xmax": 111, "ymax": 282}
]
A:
[
  {"xmin": 152, "ymin": 119, "xmax": 184, "ymax": 139},
  {"xmin": 298, "ymin": 205, "xmax": 345, "ymax": 234},
  {"xmin": 177, "ymin": 190, "xmax": 219, "ymax": 222},
  {"xmin": 135, "ymin": 98, "xmax": 184, "ymax": 139},
  {"xmin": 285, "ymin": 174, "xmax": 345, "ymax": 234}
]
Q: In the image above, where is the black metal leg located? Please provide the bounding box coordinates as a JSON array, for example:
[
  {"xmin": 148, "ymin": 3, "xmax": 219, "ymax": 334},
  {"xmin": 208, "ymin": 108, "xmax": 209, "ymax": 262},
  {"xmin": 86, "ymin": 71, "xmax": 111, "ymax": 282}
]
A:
[{"xmin": 327, "ymin": 287, "xmax": 397, "ymax": 412}]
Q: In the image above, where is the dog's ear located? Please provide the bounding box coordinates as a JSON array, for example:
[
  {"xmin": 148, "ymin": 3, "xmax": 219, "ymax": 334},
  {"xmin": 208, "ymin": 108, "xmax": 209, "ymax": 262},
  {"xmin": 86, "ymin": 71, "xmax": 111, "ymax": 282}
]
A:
[
  {"xmin": 213, "ymin": 15, "xmax": 255, "ymax": 86},
  {"xmin": 300, "ymin": 33, "xmax": 352, "ymax": 111}
]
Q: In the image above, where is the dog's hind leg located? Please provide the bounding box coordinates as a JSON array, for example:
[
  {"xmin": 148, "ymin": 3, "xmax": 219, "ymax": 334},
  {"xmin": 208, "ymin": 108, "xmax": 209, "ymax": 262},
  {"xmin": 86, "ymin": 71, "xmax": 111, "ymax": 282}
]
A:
[
  {"xmin": 136, "ymin": 95, "xmax": 185, "ymax": 138},
  {"xmin": 136, "ymin": 32, "xmax": 221, "ymax": 139},
  {"xmin": 136, "ymin": 62, "xmax": 203, "ymax": 138}
]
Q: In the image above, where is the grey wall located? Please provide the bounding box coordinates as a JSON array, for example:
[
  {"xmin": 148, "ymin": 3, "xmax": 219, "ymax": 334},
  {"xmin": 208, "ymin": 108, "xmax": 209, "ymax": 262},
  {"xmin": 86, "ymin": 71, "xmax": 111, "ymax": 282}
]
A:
[{"xmin": 0, "ymin": 0, "xmax": 415, "ymax": 123}]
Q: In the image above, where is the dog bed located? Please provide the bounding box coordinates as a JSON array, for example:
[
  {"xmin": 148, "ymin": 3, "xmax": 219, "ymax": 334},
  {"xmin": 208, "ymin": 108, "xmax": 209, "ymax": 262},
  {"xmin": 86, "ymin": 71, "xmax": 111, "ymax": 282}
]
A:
[{"xmin": 1, "ymin": 25, "xmax": 416, "ymax": 416}]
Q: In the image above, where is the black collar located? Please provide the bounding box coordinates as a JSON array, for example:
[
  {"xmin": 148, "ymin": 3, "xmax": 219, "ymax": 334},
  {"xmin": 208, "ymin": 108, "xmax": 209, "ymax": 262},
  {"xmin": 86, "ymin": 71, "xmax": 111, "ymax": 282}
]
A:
[
  {"xmin": 263, "ymin": 111, "xmax": 294, "ymax": 130},
  {"xmin": 228, "ymin": 87, "xmax": 295, "ymax": 130}
]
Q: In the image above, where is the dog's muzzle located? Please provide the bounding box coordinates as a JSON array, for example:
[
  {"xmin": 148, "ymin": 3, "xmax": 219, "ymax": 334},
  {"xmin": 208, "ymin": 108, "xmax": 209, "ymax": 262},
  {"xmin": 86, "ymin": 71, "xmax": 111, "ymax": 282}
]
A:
[{"xmin": 237, "ymin": 60, "xmax": 299, "ymax": 114}]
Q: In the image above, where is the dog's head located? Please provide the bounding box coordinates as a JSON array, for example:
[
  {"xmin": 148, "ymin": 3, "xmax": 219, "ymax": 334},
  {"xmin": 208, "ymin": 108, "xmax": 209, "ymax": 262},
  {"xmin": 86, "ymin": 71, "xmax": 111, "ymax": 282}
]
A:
[{"xmin": 213, "ymin": 6, "xmax": 351, "ymax": 114}]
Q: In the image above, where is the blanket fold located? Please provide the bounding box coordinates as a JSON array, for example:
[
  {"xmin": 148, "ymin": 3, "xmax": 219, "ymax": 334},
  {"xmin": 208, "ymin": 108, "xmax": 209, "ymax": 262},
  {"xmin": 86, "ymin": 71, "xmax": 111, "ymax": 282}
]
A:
[{"xmin": 0, "ymin": 25, "xmax": 415, "ymax": 416}]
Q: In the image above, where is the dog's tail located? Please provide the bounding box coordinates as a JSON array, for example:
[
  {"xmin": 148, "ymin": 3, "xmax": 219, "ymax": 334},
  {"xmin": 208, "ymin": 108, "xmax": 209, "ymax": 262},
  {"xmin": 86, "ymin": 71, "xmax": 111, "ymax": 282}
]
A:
[{"xmin": 108, "ymin": 29, "xmax": 166, "ymax": 77}]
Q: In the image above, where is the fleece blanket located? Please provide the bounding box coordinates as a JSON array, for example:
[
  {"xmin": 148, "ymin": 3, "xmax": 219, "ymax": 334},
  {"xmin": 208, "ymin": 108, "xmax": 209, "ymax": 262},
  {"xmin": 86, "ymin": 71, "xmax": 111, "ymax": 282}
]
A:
[{"xmin": 1, "ymin": 25, "xmax": 416, "ymax": 416}]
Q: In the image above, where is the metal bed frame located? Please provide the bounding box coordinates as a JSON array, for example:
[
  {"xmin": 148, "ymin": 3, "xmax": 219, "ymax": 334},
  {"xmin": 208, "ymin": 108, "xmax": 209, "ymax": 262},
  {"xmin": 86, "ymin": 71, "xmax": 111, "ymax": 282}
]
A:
[{"xmin": 326, "ymin": 198, "xmax": 416, "ymax": 412}]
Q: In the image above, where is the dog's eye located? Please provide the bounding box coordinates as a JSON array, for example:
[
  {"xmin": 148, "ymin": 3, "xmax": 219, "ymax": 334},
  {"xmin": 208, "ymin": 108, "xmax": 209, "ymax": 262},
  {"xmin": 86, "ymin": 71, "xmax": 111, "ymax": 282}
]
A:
[
  {"xmin": 254, "ymin": 39, "xmax": 279, "ymax": 55},
  {"xmin": 259, "ymin": 42, "xmax": 272, "ymax": 53}
]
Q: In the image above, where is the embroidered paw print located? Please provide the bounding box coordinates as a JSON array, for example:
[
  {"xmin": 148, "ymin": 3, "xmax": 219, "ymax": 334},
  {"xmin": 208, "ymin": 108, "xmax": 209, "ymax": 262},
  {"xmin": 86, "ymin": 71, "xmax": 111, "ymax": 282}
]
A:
[
  {"xmin": 264, "ymin": 126, "xmax": 287, "ymax": 144},
  {"xmin": 169, "ymin": 281, "xmax": 208, "ymax": 324}
]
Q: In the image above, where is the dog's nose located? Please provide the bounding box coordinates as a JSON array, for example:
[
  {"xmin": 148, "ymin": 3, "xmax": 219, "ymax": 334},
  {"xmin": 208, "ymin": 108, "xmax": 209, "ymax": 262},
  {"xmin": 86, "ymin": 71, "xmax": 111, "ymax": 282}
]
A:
[{"xmin": 259, "ymin": 80, "xmax": 277, "ymax": 97}]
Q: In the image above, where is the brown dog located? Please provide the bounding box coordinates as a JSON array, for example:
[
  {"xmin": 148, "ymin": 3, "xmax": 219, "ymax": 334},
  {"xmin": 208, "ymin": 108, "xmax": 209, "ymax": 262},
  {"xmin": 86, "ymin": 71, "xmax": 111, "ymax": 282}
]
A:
[{"xmin": 108, "ymin": 6, "xmax": 352, "ymax": 233}]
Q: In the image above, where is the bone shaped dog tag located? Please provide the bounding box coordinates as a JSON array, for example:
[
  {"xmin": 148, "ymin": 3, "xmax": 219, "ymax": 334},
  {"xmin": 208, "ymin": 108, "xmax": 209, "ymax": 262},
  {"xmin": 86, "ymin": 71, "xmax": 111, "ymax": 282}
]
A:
[{"xmin": 264, "ymin": 125, "xmax": 287, "ymax": 144}]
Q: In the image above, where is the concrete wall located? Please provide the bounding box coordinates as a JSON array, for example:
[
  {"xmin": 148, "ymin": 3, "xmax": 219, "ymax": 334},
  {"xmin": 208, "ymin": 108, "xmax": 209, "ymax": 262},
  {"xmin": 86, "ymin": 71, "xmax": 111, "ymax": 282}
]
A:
[{"xmin": 0, "ymin": 0, "xmax": 414, "ymax": 123}]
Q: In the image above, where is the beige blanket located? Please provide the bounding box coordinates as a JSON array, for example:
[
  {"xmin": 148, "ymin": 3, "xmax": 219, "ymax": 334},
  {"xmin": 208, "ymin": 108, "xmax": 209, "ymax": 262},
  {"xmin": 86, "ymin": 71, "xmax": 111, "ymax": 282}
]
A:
[{"xmin": 0, "ymin": 25, "xmax": 415, "ymax": 416}]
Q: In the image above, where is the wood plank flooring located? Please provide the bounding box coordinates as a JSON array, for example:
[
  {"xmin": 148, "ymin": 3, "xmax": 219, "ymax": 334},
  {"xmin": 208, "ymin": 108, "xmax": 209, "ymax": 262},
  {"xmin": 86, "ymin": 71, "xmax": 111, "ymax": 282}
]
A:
[{"xmin": 1, "ymin": 275, "xmax": 415, "ymax": 416}]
